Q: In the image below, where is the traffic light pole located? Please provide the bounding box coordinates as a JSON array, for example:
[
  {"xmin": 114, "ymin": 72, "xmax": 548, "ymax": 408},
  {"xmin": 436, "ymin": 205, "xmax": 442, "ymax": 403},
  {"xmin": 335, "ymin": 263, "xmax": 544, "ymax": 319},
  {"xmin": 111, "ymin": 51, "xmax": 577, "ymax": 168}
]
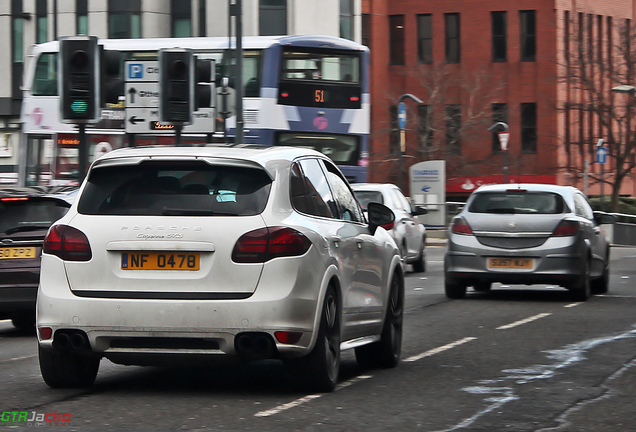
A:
[{"xmin": 78, "ymin": 123, "xmax": 87, "ymax": 183}]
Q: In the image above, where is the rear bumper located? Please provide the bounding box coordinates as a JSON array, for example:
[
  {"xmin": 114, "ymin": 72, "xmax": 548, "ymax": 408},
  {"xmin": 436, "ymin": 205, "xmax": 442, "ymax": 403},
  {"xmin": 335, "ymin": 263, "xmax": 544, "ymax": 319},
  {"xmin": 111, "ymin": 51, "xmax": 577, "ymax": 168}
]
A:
[
  {"xmin": 36, "ymin": 257, "xmax": 327, "ymax": 363},
  {"xmin": 444, "ymin": 237, "xmax": 586, "ymax": 287}
]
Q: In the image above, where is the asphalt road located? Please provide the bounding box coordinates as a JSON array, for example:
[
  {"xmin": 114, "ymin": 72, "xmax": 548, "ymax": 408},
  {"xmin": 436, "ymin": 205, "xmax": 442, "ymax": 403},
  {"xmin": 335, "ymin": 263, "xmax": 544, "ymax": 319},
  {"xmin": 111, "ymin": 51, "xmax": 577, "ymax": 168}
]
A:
[{"xmin": 1, "ymin": 245, "xmax": 635, "ymax": 431}]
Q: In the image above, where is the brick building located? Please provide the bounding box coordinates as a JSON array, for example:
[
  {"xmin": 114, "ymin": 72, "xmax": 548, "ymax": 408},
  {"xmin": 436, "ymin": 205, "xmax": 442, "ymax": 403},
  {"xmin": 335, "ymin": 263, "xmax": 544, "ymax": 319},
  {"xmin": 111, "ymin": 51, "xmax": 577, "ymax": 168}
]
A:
[{"xmin": 362, "ymin": 0, "xmax": 636, "ymax": 204}]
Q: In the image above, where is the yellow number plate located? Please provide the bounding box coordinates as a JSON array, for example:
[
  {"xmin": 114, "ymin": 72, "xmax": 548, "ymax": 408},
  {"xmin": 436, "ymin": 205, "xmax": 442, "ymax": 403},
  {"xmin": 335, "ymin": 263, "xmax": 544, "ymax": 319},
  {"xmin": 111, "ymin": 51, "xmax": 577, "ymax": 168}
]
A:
[
  {"xmin": 488, "ymin": 258, "xmax": 533, "ymax": 269},
  {"xmin": 121, "ymin": 252, "xmax": 200, "ymax": 270},
  {"xmin": 0, "ymin": 247, "xmax": 37, "ymax": 260}
]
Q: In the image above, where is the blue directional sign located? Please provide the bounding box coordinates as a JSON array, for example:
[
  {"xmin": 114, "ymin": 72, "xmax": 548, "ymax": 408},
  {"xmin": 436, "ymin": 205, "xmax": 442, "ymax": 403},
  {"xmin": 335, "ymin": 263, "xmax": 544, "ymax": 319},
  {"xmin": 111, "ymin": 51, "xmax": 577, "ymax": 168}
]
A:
[
  {"xmin": 398, "ymin": 102, "xmax": 406, "ymax": 130},
  {"xmin": 596, "ymin": 146, "xmax": 608, "ymax": 164}
]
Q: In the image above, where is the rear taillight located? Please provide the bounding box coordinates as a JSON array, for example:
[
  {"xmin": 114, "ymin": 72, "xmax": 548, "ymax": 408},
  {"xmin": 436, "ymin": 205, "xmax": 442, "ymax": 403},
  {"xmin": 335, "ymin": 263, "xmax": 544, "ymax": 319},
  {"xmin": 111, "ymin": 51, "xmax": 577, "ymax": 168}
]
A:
[
  {"xmin": 43, "ymin": 225, "xmax": 92, "ymax": 261},
  {"xmin": 0, "ymin": 196, "xmax": 29, "ymax": 202},
  {"xmin": 552, "ymin": 220, "xmax": 580, "ymax": 237},
  {"xmin": 450, "ymin": 219, "xmax": 474, "ymax": 235},
  {"xmin": 232, "ymin": 227, "xmax": 311, "ymax": 263},
  {"xmin": 380, "ymin": 221, "xmax": 395, "ymax": 231}
]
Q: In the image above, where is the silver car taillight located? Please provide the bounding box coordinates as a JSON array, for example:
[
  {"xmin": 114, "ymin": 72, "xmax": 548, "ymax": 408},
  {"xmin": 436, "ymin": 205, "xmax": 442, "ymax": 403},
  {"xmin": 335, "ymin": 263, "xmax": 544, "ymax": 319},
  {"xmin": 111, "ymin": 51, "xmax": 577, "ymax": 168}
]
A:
[
  {"xmin": 552, "ymin": 220, "xmax": 580, "ymax": 237},
  {"xmin": 450, "ymin": 218, "xmax": 474, "ymax": 235}
]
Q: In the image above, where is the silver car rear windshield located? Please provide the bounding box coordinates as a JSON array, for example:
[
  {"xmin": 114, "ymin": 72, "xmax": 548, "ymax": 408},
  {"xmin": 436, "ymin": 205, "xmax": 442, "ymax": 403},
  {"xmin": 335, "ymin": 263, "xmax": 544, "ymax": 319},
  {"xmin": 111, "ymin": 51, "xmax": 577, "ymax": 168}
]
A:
[
  {"xmin": 352, "ymin": 190, "xmax": 384, "ymax": 210},
  {"xmin": 468, "ymin": 191, "xmax": 565, "ymax": 214},
  {"xmin": 78, "ymin": 161, "xmax": 272, "ymax": 216}
]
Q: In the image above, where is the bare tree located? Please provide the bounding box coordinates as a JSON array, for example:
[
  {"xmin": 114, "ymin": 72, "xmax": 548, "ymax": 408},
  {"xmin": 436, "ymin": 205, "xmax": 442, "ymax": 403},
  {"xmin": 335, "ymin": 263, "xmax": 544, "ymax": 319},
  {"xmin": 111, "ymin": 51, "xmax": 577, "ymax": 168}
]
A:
[{"xmin": 559, "ymin": 15, "xmax": 636, "ymax": 211}]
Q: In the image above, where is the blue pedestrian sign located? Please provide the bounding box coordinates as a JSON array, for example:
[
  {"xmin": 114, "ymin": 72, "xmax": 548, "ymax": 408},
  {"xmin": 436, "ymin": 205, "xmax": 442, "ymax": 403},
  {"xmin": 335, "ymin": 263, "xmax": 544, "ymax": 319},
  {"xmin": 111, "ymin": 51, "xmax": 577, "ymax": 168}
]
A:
[
  {"xmin": 596, "ymin": 146, "xmax": 608, "ymax": 164},
  {"xmin": 398, "ymin": 102, "xmax": 406, "ymax": 130}
]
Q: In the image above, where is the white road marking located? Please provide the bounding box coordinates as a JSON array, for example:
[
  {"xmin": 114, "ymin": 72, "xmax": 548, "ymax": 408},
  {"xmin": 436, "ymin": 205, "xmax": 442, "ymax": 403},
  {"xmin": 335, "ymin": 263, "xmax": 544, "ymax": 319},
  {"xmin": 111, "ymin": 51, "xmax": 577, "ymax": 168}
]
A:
[
  {"xmin": 253, "ymin": 375, "xmax": 372, "ymax": 418},
  {"xmin": 403, "ymin": 337, "xmax": 477, "ymax": 363},
  {"xmin": 564, "ymin": 303, "xmax": 581, "ymax": 308},
  {"xmin": 496, "ymin": 313, "xmax": 552, "ymax": 330}
]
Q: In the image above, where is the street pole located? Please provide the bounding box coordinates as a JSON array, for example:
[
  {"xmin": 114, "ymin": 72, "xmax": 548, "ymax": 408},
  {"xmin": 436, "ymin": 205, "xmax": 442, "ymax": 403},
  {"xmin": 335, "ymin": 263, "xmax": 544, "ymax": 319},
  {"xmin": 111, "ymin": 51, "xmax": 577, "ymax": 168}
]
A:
[
  {"xmin": 488, "ymin": 122, "xmax": 510, "ymax": 183},
  {"xmin": 397, "ymin": 93, "xmax": 423, "ymax": 191}
]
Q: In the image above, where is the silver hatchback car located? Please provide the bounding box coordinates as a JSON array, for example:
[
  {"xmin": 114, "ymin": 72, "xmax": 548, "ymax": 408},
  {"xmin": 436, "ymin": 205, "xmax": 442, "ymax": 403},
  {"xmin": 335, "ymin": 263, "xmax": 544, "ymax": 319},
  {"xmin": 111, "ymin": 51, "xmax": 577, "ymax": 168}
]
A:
[
  {"xmin": 36, "ymin": 145, "xmax": 403, "ymax": 392},
  {"xmin": 445, "ymin": 183, "xmax": 615, "ymax": 301}
]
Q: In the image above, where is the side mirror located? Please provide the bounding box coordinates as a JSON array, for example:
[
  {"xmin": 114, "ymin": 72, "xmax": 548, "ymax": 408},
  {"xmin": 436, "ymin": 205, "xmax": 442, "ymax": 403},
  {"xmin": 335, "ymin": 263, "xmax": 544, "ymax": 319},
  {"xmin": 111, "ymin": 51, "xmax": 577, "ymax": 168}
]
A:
[
  {"xmin": 368, "ymin": 202, "xmax": 395, "ymax": 235},
  {"xmin": 593, "ymin": 211, "xmax": 616, "ymax": 225},
  {"xmin": 412, "ymin": 205, "xmax": 428, "ymax": 216}
]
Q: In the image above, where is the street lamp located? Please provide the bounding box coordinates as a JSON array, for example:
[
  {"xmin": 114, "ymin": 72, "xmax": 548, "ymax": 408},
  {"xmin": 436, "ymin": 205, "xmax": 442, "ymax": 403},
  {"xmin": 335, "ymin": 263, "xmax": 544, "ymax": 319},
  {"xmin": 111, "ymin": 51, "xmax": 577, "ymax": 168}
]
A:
[{"xmin": 488, "ymin": 122, "xmax": 510, "ymax": 183}]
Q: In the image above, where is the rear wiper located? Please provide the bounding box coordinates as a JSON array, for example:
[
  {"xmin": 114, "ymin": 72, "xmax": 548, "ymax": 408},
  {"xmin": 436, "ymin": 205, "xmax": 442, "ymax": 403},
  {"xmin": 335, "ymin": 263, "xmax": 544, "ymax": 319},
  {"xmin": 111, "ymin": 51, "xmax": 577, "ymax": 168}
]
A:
[
  {"xmin": 161, "ymin": 207, "xmax": 216, "ymax": 216},
  {"xmin": 4, "ymin": 224, "xmax": 52, "ymax": 235},
  {"xmin": 486, "ymin": 208, "xmax": 517, "ymax": 214}
]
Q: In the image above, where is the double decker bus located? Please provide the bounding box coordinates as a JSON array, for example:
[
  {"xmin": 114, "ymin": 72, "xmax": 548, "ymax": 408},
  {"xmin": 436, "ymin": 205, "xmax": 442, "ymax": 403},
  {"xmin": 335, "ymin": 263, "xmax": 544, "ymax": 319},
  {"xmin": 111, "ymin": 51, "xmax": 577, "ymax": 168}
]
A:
[{"xmin": 18, "ymin": 35, "xmax": 369, "ymax": 186}]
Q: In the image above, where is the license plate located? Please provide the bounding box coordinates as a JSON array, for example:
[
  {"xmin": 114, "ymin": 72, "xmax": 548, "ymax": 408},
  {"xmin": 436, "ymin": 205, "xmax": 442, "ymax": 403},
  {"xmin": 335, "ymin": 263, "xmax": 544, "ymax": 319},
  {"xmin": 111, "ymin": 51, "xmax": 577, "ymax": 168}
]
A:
[
  {"xmin": 0, "ymin": 247, "xmax": 37, "ymax": 260},
  {"xmin": 121, "ymin": 252, "xmax": 200, "ymax": 270},
  {"xmin": 488, "ymin": 257, "xmax": 533, "ymax": 269}
]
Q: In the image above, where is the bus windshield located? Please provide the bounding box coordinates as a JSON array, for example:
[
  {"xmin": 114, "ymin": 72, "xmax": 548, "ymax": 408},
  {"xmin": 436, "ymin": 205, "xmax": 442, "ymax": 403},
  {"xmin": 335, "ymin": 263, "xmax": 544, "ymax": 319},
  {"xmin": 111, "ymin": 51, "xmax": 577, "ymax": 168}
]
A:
[
  {"xmin": 280, "ymin": 48, "xmax": 360, "ymax": 83},
  {"xmin": 33, "ymin": 53, "xmax": 58, "ymax": 96}
]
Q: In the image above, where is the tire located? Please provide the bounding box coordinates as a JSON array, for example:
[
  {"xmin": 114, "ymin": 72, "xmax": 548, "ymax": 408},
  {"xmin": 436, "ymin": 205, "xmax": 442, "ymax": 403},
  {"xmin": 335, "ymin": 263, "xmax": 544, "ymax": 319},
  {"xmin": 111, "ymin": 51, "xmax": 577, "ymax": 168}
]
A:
[
  {"xmin": 591, "ymin": 261, "xmax": 610, "ymax": 294},
  {"xmin": 38, "ymin": 345, "xmax": 100, "ymax": 388},
  {"xmin": 290, "ymin": 287, "xmax": 340, "ymax": 393},
  {"xmin": 473, "ymin": 282, "xmax": 492, "ymax": 292},
  {"xmin": 411, "ymin": 241, "xmax": 426, "ymax": 273},
  {"xmin": 355, "ymin": 273, "xmax": 404, "ymax": 369},
  {"xmin": 11, "ymin": 314, "xmax": 35, "ymax": 330},
  {"xmin": 570, "ymin": 259, "xmax": 591, "ymax": 302},
  {"xmin": 445, "ymin": 277, "xmax": 467, "ymax": 299}
]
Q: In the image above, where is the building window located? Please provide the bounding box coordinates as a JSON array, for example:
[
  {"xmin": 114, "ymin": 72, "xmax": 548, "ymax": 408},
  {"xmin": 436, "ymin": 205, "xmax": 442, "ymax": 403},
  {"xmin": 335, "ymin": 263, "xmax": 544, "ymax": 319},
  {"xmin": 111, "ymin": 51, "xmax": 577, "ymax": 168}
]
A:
[
  {"xmin": 446, "ymin": 104, "xmax": 461, "ymax": 155},
  {"xmin": 418, "ymin": 105, "xmax": 434, "ymax": 152},
  {"xmin": 521, "ymin": 103, "xmax": 537, "ymax": 153},
  {"xmin": 36, "ymin": 0, "xmax": 48, "ymax": 43},
  {"xmin": 362, "ymin": 13, "xmax": 371, "ymax": 50},
  {"xmin": 491, "ymin": 11, "xmax": 507, "ymax": 62},
  {"xmin": 108, "ymin": 0, "xmax": 141, "ymax": 39},
  {"xmin": 11, "ymin": 0, "xmax": 24, "ymax": 99},
  {"xmin": 417, "ymin": 14, "xmax": 432, "ymax": 64},
  {"xmin": 172, "ymin": 0, "xmax": 192, "ymax": 37},
  {"xmin": 520, "ymin": 10, "xmax": 536, "ymax": 61},
  {"xmin": 76, "ymin": 0, "xmax": 88, "ymax": 35},
  {"xmin": 389, "ymin": 15, "xmax": 405, "ymax": 65},
  {"xmin": 198, "ymin": 0, "xmax": 207, "ymax": 36},
  {"xmin": 340, "ymin": 0, "xmax": 354, "ymax": 41},
  {"xmin": 259, "ymin": 0, "xmax": 287, "ymax": 36},
  {"xmin": 491, "ymin": 104, "xmax": 508, "ymax": 153},
  {"xmin": 445, "ymin": 13, "xmax": 460, "ymax": 63}
]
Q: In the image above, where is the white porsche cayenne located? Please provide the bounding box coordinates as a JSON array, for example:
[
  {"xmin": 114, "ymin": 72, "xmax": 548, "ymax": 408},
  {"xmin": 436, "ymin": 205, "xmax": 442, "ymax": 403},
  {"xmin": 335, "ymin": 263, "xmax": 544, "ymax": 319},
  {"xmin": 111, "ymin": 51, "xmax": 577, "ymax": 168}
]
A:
[{"xmin": 36, "ymin": 145, "xmax": 404, "ymax": 392}]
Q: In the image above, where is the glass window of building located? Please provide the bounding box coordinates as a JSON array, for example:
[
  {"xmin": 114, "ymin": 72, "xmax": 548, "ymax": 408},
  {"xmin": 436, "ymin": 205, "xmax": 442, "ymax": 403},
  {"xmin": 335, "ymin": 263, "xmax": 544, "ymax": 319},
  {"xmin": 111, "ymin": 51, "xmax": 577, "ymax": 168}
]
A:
[
  {"xmin": 521, "ymin": 103, "xmax": 537, "ymax": 153},
  {"xmin": 108, "ymin": 0, "xmax": 141, "ymax": 39},
  {"xmin": 446, "ymin": 104, "xmax": 461, "ymax": 154},
  {"xmin": 36, "ymin": 0, "xmax": 48, "ymax": 43},
  {"xmin": 491, "ymin": 11, "xmax": 507, "ymax": 62},
  {"xmin": 12, "ymin": 0, "xmax": 24, "ymax": 98},
  {"xmin": 520, "ymin": 10, "xmax": 536, "ymax": 61},
  {"xmin": 340, "ymin": 0, "xmax": 354, "ymax": 40},
  {"xmin": 389, "ymin": 15, "xmax": 405, "ymax": 65},
  {"xmin": 259, "ymin": 0, "xmax": 287, "ymax": 36},
  {"xmin": 445, "ymin": 13, "xmax": 460, "ymax": 63},
  {"xmin": 198, "ymin": 0, "xmax": 207, "ymax": 36},
  {"xmin": 417, "ymin": 14, "xmax": 432, "ymax": 64},
  {"xmin": 76, "ymin": 0, "xmax": 88, "ymax": 35},
  {"xmin": 172, "ymin": 0, "xmax": 192, "ymax": 37}
]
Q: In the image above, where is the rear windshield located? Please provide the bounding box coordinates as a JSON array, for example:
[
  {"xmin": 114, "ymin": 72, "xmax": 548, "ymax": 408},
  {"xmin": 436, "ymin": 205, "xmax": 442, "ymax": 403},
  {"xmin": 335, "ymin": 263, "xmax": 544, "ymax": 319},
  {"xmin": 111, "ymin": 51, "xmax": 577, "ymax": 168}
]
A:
[
  {"xmin": 353, "ymin": 190, "xmax": 384, "ymax": 210},
  {"xmin": 78, "ymin": 161, "xmax": 272, "ymax": 216},
  {"xmin": 0, "ymin": 198, "xmax": 70, "ymax": 234},
  {"xmin": 468, "ymin": 191, "xmax": 565, "ymax": 214}
]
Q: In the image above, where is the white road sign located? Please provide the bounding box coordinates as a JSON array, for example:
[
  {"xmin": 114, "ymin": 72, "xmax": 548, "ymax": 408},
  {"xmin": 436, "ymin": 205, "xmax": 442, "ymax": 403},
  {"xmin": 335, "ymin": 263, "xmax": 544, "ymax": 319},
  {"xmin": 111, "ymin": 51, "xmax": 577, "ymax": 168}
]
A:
[{"xmin": 125, "ymin": 82, "xmax": 160, "ymax": 108}]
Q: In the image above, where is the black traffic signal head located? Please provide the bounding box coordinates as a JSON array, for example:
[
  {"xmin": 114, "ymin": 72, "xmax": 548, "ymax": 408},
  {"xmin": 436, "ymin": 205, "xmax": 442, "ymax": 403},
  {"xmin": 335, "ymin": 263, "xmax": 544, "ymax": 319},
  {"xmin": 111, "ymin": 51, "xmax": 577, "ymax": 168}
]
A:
[
  {"xmin": 159, "ymin": 48, "xmax": 194, "ymax": 124},
  {"xmin": 59, "ymin": 36, "xmax": 99, "ymax": 122},
  {"xmin": 100, "ymin": 47, "xmax": 124, "ymax": 105}
]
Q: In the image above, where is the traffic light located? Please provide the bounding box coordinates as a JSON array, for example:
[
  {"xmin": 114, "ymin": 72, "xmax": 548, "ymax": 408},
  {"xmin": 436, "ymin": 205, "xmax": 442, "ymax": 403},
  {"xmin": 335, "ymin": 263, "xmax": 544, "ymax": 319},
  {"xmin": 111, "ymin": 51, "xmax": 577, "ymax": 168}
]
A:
[
  {"xmin": 159, "ymin": 48, "xmax": 194, "ymax": 124},
  {"xmin": 59, "ymin": 36, "xmax": 99, "ymax": 122},
  {"xmin": 100, "ymin": 47, "xmax": 124, "ymax": 105},
  {"xmin": 195, "ymin": 58, "xmax": 215, "ymax": 110}
]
